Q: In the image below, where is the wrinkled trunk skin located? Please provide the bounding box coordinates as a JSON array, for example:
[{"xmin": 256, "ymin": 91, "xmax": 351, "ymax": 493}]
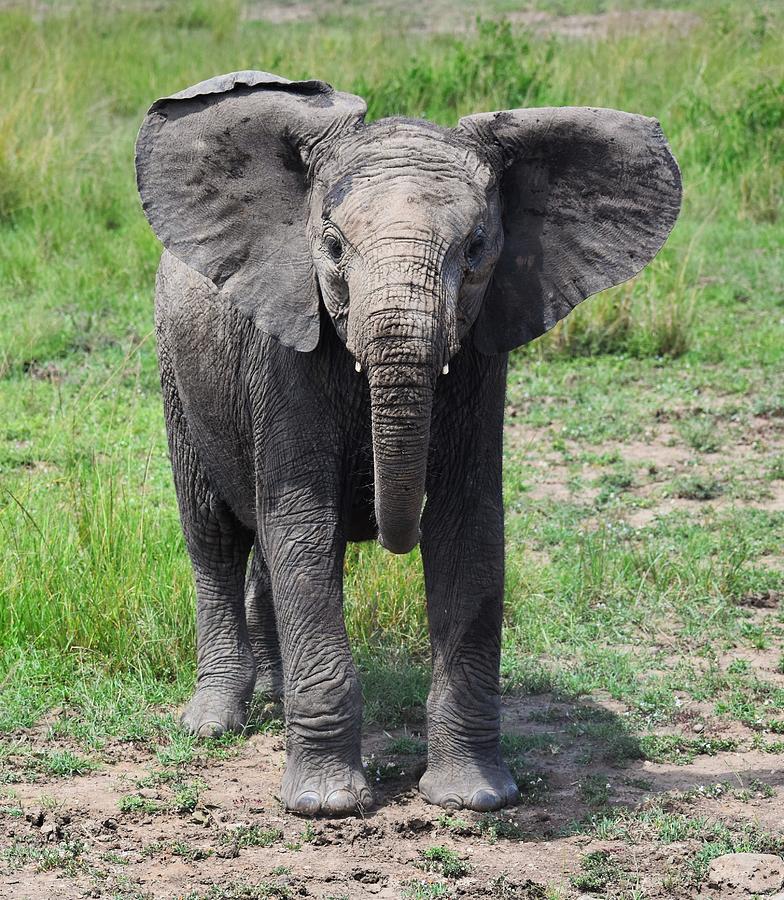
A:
[
  {"xmin": 352, "ymin": 268, "xmax": 448, "ymax": 555},
  {"xmin": 368, "ymin": 363, "xmax": 434, "ymax": 554}
]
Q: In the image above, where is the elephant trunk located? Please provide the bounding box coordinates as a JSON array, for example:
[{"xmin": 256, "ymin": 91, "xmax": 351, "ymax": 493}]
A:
[
  {"xmin": 367, "ymin": 361, "xmax": 435, "ymax": 554},
  {"xmin": 350, "ymin": 259, "xmax": 456, "ymax": 554}
]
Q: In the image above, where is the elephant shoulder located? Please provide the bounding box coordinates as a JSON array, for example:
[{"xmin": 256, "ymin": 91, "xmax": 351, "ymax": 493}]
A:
[
  {"xmin": 156, "ymin": 249, "xmax": 219, "ymax": 307},
  {"xmin": 154, "ymin": 250, "xmax": 228, "ymax": 343}
]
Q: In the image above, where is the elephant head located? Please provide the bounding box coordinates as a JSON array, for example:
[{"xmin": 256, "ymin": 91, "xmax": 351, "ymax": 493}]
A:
[{"xmin": 136, "ymin": 71, "xmax": 681, "ymax": 554}]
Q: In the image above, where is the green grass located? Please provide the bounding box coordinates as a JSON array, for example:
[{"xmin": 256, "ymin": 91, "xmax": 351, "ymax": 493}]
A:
[
  {"xmin": 573, "ymin": 800, "xmax": 784, "ymax": 888},
  {"xmin": 638, "ymin": 735, "xmax": 738, "ymax": 764},
  {"xmin": 0, "ymin": 8, "xmax": 783, "ymax": 884},
  {"xmin": 2, "ymin": 838, "xmax": 86, "ymax": 876},
  {"xmin": 385, "ymin": 734, "xmax": 427, "ymax": 755},
  {"xmin": 402, "ymin": 881, "xmax": 451, "ymax": 900},
  {"xmin": 184, "ymin": 883, "xmax": 294, "ymax": 900},
  {"xmin": 417, "ymin": 846, "xmax": 471, "ymax": 879},
  {"xmin": 219, "ymin": 825, "xmax": 284, "ymax": 850},
  {"xmin": 570, "ymin": 850, "xmax": 626, "ymax": 893}
]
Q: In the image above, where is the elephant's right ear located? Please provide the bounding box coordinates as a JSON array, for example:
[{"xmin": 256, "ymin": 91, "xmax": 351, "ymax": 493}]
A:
[
  {"xmin": 135, "ymin": 71, "xmax": 366, "ymax": 351},
  {"xmin": 457, "ymin": 107, "xmax": 681, "ymax": 355}
]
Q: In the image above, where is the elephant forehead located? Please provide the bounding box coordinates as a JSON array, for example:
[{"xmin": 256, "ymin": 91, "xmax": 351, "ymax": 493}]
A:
[
  {"xmin": 338, "ymin": 175, "xmax": 485, "ymax": 233},
  {"xmin": 322, "ymin": 122, "xmax": 493, "ymax": 198},
  {"xmin": 319, "ymin": 124, "xmax": 495, "ymax": 237}
]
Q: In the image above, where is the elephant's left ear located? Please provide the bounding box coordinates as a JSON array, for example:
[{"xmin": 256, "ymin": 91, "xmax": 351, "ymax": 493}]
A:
[
  {"xmin": 136, "ymin": 71, "xmax": 366, "ymax": 351},
  {"xmin": 457, "ymin": 107, "xmax": 682, "ymax": 354}
]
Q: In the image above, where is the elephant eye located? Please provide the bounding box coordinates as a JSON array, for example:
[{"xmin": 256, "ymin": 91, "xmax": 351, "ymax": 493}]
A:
[
  {"xmin": 465, "ymin": 229, "xmax": 486, "ymax": 269},
  {"xmin": 323, "ymin": 230, "xmax": 345, "ymax": 263}
]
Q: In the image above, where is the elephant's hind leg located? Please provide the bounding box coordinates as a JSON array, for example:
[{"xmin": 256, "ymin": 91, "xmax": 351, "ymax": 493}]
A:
[
  {"xmin": 245, "ymin": 541, "xmax": 283, "ymax": 701},
  {"xmin": 160, "ymin": 344, "xmax": 256, "ymax": 738}
]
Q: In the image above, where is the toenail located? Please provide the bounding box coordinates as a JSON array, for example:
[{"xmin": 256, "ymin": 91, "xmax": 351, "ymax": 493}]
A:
[
  {"xmin": 324, "ymin": 789, "xmax": 355, "ymax": 813},
  {"xmin": 470, "ymin": 788, "xmax": 503, "ymax": 811},
  {"xmin": 440, "ymin": 794, "xmax": 463, "ymax": 811},
  {"xmin": 293, "ymin": 791, "xmax": 321, "ymax": 815},
  {"xmin": 196, "ymin": 721, "xmax": 224, "ymax": 738}
]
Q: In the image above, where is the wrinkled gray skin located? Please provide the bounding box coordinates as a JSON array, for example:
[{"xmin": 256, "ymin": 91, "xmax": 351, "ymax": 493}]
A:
[{"xmin": 136, "ymin": 71, "xmax": 681, "ymax": 816}]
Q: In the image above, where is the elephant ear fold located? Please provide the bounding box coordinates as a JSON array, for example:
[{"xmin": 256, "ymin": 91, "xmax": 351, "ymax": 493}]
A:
[
  {"xmin": 135, "ymin": 71, "xmax": 367, "ymax": 351},
  {"xmin": 457, "ymin": 107, "xmax": 682, "ymax": 354}
]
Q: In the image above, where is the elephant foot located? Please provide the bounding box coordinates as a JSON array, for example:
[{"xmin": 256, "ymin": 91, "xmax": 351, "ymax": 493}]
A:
[
  {"xmin": 252, "ymin": 668, "xmax": 284, "ymax": 702},
  {"xmin": 419, "ymin": 759, "xmax": 520, "ymax": 812},
  {"xmin": 282, "ymin": 753, "xmax": 373, "ymax": 817},
  {"xmin": 180, "ymin": 686, "xmax": 252, "ymax": 738}
]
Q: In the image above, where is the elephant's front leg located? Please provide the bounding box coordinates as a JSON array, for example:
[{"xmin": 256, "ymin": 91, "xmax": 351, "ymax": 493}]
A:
[
  {"xmin": 418, "ymin": 358, "xmax": 519, "ymax": 812},
  {"xmin": 419, "ymin": 499, "xmax": 518, "ymax": 811},
  {"xmin": 262, "ymin": 505, "xmax": 371, "ymax": 816}
]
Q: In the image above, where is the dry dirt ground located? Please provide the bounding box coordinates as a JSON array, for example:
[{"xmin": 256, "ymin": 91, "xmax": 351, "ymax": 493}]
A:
[{"xmin": 4, "ymin": 692, "xmax": 784, "ymax": 900}]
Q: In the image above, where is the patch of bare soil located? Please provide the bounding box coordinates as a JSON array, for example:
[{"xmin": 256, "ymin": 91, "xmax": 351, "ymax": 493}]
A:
[
  {"xmin": 242, "ymin": 2, "xmax": 315, "ymax": 24},
  {"xmin": 3, "ymin": 692, "xmax": 784, "ymax": 899},
  {"xmin": 508, "ymin": 9, "xmax": 702, "ymax": 40}
]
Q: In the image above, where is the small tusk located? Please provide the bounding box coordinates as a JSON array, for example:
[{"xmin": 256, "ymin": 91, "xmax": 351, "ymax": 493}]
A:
[
  {"xmin": 355, "ymin": 360, "xmax": 362, "ymax": 373},
  {"xmin": 442, "ymin": 363, "xmax": 449, "ymax": 375}
]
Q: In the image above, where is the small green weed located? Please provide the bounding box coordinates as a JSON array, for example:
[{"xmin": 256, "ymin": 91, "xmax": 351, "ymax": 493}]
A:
[
  {"xmin": 437, "ymin": 813, "xmax": 474, "ymax": 836},
  {"xmin": 487, "ymin": 876, "xmax": 547, "ymax": 898},
  {"xmin": 171, "ymin": 840, "xmax": 212, "ymax": 861},
  {"xmin": 39, "ymin": 750, "xmax": 97, "ymax": 778},
  {"xmin": 364, "ymin": 754, "xmax": 407, "ymax": 782},
  {"xmin": 580, "ymin": 775, "xmax": 611, "ymax": 807},
  {"xmin": 501, "ymin": 733, "xmax": 561, "ymax": 754},
  {"xmin": 402, "ymin": 881, "xmax": 450, "ymax": 900},
  {"xmin": 385, "ymin": 734, "xmax": 426, "ymax": 755},
  {"xmin": 478, "ymin": 814, "xmax": 525, "ymax": 842},
  {"xmin": 436, "ymin": 812, "xmax": 524, "ymax": 842},
  {"xmin": 727, "ymin": 658, "xmax": 750, "ymax": 675},
  {"xmin": 767, "ymin": 455, "xmax": 784, "ymax": 480},
  {"xmin": 570, "ymin": 850, "xmax": 623, "ymax": 892},
  {"xmin": 417, "ymin": 846, "xmax": 471, "ymax": 879},
  {"xmin": 118, "ymin": 794, "xmax": 163, "ymax": 815},
  {"xmin": 673, "ymin": 475, "xmax": 724, "ymax": 501},
  {"xmin": 680, "ymin": 417, "xmax": 723, "ymax": 453},
  {"xmin": 219, "ymin": 825, "xmax": 283, "ymax": 850},
  {"xmin": 0, "ymin": 744, "xmax": 98, "ymax": 782},
  {"xmin": 0, "ymin": 804, "xmax": 22, "ymax": 817},
  {"xmin": 596, "ymin": 468, "xmax": 635, "ymax": 504},
  {"xmin": 301, "ymin": 822, "xmax": 317, "ymax": 844},
  {"xmin": 640, "ymin": 735, "xmax": 737, "ymax": 764},
  {"xmin": 172, "ymin": 779, "xmax": 203, "ymax": 814},
  {"xmin": 514, "ymin": 769, "xmax": 550, "ymax": 804},
  {"xmin": 184, "ymin": 882, "xmax": 293, "ymax": 900},
  {"xmin": 2, "ymin": 838, "xmax": 86, "ymax": 875}
]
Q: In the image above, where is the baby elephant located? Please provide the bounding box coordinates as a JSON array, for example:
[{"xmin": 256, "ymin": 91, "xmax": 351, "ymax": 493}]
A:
[{"xmin": 135, "ymin": 71, "xmax": 680, "ymax": 816}]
